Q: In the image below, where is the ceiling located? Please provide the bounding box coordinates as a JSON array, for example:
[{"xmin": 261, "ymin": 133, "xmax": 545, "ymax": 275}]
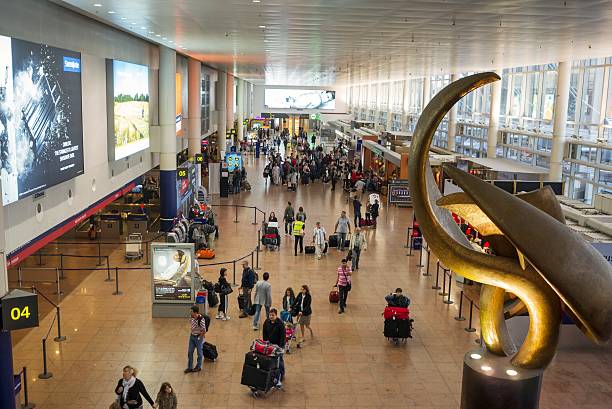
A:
[{"xmin": 57, "ymin": 0, "xmax": 612, "ymax": 86}]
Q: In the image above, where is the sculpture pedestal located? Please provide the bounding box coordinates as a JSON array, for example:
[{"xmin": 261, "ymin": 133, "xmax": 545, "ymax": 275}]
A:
[{"xmin": 461, "ymin": 350, "xmax": 543, "ymax": 409}]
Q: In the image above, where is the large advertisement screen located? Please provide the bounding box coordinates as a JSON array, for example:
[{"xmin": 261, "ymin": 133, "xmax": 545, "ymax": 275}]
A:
[
  {"xmin": 0, "ymin": 36, "xmax": 84, "ymax": 206},
  {"xmin": 264, "ymin": 88, "xmax": 336, "ymax": 110},
  {"xmin": 107, "ymin": 60, "xmax": 149, "ymax": 161},
  {"xmin": 151, "ymin": 244, "xmax": 194, "ymax": 302},
  {"xmin": 176, "ymin": 160, "xmax": 196, "ymax": 210}
]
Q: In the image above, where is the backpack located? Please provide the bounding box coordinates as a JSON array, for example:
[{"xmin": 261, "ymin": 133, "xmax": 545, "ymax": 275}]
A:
[{"xmin": 197, "ymin": 313, "xmax": 211, "ymax": 331}]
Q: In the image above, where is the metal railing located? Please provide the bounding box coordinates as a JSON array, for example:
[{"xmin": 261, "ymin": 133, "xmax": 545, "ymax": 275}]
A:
[
  {"xmin": 16, "ymin": 366, "xmax": 35, "ymax": 408},
  {"xmin": 212, "ymin": 204, "xmax": 266, "ymax": 225},
  {"xmin": 14, "ymin": 267, "xmax": 62, "ymax": 296},
  {"xmin": 32, "ymin": 286, "xmax": 67, "ymax": 380}
]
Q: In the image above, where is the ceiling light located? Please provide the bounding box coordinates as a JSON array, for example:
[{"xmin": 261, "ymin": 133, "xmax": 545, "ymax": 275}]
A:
[
  {"xmin": 155, "ymin": 34, "xmax": 161, "ymax": 37},
  {"xmin": 264, "ymin": 39, "xmax": 270, "ymax": 42},
  {"xmin": 469, "ymin": 353, "xmax": 482, "ymax": 360},
  {"xmin": 93, "ymin": 3, "xmax": 102, "ymax": 7},
  {"xmin": 506, "ymin": 369, "xmax": 518, "ymax": 377},
  {"xmin": 120, "ymin": 17, "xmax": 127, "ymax": 20},
  {"xmin": 162, "ymin": 37, "xmax": 167, "ymax": 40},
  {"xmin": 141, "ymin": 27, "xmax": 147, "ymax": 30},
  {"xmin": 265, "ymin": 49, "xmax": 270, "ymax": 52},
  {"xmin": 108, "ymin": 10, "xmax": 115, "ymax": 14},
  {"xmin": 259, "ymin": 25, "xmax": 266, "ymax": 28},
  {"xmin": 252, "ymin": 0, "xmax": 261, "ymax": 2},
  {"xmin": 481, "ymin": 365, "xmax": 492, "ymax": 372}
]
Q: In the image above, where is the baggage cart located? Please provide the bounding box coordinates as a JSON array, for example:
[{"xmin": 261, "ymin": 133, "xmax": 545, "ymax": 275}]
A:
[{"xmin": 125, "ymin": 233, "xmax": 143, "ymax": 262}]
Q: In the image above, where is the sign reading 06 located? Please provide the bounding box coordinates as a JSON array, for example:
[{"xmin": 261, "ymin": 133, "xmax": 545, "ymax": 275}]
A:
[
  {"xmin": 177, "ymin": 167, "xmax": 189, "ymax": 180},
  {"xmin": 194, "ymin": 153, "xmax": 204, "ymax": 164},
  {"xmin": 1, "ymin": 289, "xmax": 39, "ymax": 331}
]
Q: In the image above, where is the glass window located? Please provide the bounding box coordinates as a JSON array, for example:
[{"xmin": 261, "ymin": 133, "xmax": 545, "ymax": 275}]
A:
[
  {"xmin": 599, "ymin": 170, "xmax": 612, "ymax": 186},
  {"xmin": 601, "ymin": 149, "xmax": 612, "ymax": 165},
  {"xmin": 579, "ymin": 67, "xmax": 604, "ymax": 126},
  {"xmin": 510, "ymin": 75, "xmax": 523, "ymax": 117}
]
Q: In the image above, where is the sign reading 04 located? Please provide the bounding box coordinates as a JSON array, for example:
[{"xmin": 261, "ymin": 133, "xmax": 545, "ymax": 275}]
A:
[
  {"xmin": 1, "ymin": 289, "xmax": 39, "ymax": 331},
  {"xmin": 177, "ymin": 167, "xmax": 189, "ymax": 180},
  {"xmin": 194, "ymin": 153, "xmax": 204, "ymax": 164}
]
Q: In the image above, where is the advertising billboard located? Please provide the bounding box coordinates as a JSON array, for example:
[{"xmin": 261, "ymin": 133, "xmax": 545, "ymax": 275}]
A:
[
  {"xmin": 225, "ymin": 152, "xmax": 242, "ymax": 172},
  {"xmin": 388, "ymin": 180, "xmax": 412, "ymax": 205},
  {"xmin": 264, "ymin": 88, "xmax": 336, "ymax": 110},
  {"xmin": 0, "ymin": 35, "xmax": 84, "ymax": 206},
  {"xmin": 176, "ymin": 160, "xmax": 196, "ymax": 210},
  {"xmin": 106, "ymin": 59, "xmax": 150, "ymax": 161},
  {"xmin": 151, "ymin": 243, "xmax": 195, "ymax": 302}
]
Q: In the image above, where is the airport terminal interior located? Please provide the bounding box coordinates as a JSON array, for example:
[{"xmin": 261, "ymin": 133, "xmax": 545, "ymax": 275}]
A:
[{"xmin": 2, "ymin": 1, "xmax": 612, "ymax": 409}]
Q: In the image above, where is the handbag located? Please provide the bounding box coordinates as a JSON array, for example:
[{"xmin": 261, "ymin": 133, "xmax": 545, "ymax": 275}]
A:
[
  {"xmin": 329, "ymin": 286, "xmax": 339, "ymax": 303},
  {"xmin": 222, "ymin": 284, "xmax": 234, "ymax": 295},
  {"xmin": 341, "ymin": 269, "xmax": 352, "ymax": 292}
]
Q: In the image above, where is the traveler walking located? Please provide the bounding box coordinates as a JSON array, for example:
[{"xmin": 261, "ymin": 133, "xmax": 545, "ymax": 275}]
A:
[
  {"xmin": 239, "ymin": 261, "xmax": 256, "ymax": 318},
  {"xmin": 371, "ymin": 199, "xmax": 380, "ymax": 228},
  {"xmin": 114, "ymin": 366, "xmax": 156, "ymax": 409},
  {"xmin": 349, "ymin": 227, "xmax": 368, "ymax": 270},
  {"xmin": 352, "ymin": 196, "xmax": 362, "ymax": 228},
  {"xmin": 216, "ymin": 268, "xmax": 231, "ymax": 321},
  {"xmin": 262, "ymin": 309, "xmax": 286, "ymax": 387},
  {"xmin": 295, "ymin": 206, "xmax": 307, "ymax": 223},
  {"xmin": 155, "ymin": 382, "xmax": 177, "ymax": 409},
  {"xmin": 283, "ymin": 202, "xmax": 294, "ymax": 235},
  {"xmin": 252, "ymin": 272, "xmax": 273, "ymax": 330},
  {"xmin": 385, "ymin": 288, "xmax": 411, "ymax": 307},
  {"xmin": 312, "ymin": 221, "xmax": 327, "ymax": 259},
  {"xmin": 292, "ymin": 285, "xmax": 313, "ymax": 347},
  {"xmin": 292, "ymin": 218, "xmax": 305, "ymax": 256},
  {"xmin": 282, "ymin": 287, "xmax": 296, "ymax": 319},
  {"xmin": 184, "ymin": 305, "xmax": 206, "ymax": 373},
  {"xmin": 334, "ymin": 211, "xmax": 351, "ymax": 251},
  {"xmin": 336, "ymin": 259, "xmax": 352, "ymax": 314}
]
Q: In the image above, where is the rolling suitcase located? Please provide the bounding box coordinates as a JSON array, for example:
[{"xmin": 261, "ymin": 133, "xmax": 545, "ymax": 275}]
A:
[
  {"xmin": 305, "ymin": 245, "xmax": 315, "ymax": 254},
  {"xmin": 203, "ymin": 342, "xmax": 218, "ymax": 361},
  {"xmin": 384, "ymin": 319, "xmax": 399, "ymax": 338},
  {"xmin": 241, "ymin": 364, "xmax": 279, "ymax": 392},
  {"xmin": 397, "ymin": 319, "xmax": 413, "ymax": 338},
  {"xmin": 329, "ymin": 235, "xmax": 338, "ymax": 247},
  {"xmin": 244, "ymin": 351, "xmax": 279, "ymax": 371}
]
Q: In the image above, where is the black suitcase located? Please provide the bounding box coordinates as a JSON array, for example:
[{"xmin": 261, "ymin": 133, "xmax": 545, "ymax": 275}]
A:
[
  {"xmin": 397, "ymin": 319, "xmax": 413, "ymax": 338},
  {"xmin": 384, "ymin": 319, "xmax": 399, "ymax": 338},
  {"xmin": 329, "ymin": 235, "xmax": 338, "ymax": 247},
  {"xmin": 241, "ymin": 363, "xmax": 279, "ymax": 392},
  {"xmin": 238, "ymin": 294, "xmax": 247, "ymax": 310},
  {"xmin": 244, "ymin": 351, "xmax": 279, "ymax": 371},
  {"xmin": 305, "ymin": 245, "xmax": 315, "ymax": 254},
  {"xmin": 203, "ymin": 342, "xmax": 218, "ymax": 361}
]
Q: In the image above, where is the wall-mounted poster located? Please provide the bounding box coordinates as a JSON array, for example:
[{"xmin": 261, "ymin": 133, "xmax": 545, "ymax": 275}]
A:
[
  {"xmin": 106, "ymin": 60, "xmax": 149, "ymax": 161},
  {"xmin": 225, "ymin": 152, "xmax": 242, "ymax": 172},
  {"xmin": 0, "ymin": 35, "xmax": 84, "ymax": 205},
  {"xmin": 151, "ymin": 243, "xmax": 195, "ymax": 302},
  {"xmin": 264, "ymin": 89, "xmax": 336, "ymax": 110},
  {"xmin": 176, "ymin": 73, "xmax": 182, "ymax": 135}
]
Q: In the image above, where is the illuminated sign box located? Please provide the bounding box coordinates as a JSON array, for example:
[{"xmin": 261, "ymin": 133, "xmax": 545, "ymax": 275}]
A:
[{"xmin": 1, "ymin": 289, "xmax": 39, "ymax": 331}]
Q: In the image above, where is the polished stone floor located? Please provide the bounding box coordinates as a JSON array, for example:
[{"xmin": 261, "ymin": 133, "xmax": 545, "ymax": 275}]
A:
[{"xmin": 10, "ymin": 154, "xmax": 612, "ymax": 409}]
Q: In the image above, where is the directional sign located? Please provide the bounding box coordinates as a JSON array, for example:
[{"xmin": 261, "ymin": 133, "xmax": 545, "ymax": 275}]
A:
[
  {"xmin": 194, "ymin": 153, "xmax": 204, "ymax": 164},
  {"xmin": 1, "ymin": 289, "xmax": 39, "ymax": 331},
  {"xmin": 177, "ymin": 167, "xmax": 189, "ymax": 180}
]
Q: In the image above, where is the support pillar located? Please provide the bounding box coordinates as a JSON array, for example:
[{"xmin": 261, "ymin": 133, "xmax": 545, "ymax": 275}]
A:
[
  {"xmin": 216, "ymin": 71, "xmax": 227, "ymax": 159},
  {"xmin": 448, "ymin": 74, "xmax": 458, "ymax": 152},
  {"xmin": 188, "ymin": 58, "xmax": 202, "ymax": 186},
  {"xmin": 487, "ymin": 70, "xmax": 502, "ymax": 158},
  {"xmin": 226, "ymin": 74, "xmax": 235, "ymax": 142},
  {"xmin": 159, "ymin": 46, "xmax": 178, "ymax": 231},
  {"xmin": 422, "ymin": 74, "xmax": 431, "ymax": 108},
  {"xmin": 237, "ymin": 78, "xmax": 245, "ymax": 142},
  {"xmin": 550, "ymin": 61, "xmax": 571, "ymax": 182},
  {"xmin": 0, "ymin": 181, "xmax": 14, "ymax": 409}
]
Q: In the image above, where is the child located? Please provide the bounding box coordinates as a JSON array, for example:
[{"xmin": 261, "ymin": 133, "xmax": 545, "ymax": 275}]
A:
[
  {"xmin": 365, "ymin": 202, "xmax": 372, "ymax": 224},
  {"xmin": 155, "ymin": 382, "xmax": 177, "ymax": 409}
]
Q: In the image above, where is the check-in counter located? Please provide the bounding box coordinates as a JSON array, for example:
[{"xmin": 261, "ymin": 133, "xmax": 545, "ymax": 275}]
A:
[
  {"xmin": 127, "ymin": 213, "xmax": 149, "ymax": 235},
  {"xmin": 100, "ymin": 213, "xmax": 121, "ymax": 238}
]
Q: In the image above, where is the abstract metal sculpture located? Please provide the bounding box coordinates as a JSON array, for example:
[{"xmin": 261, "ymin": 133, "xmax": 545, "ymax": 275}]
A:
[{"xmin": 408, "ymin": 72, "xmax": 612, "ymax": 372}]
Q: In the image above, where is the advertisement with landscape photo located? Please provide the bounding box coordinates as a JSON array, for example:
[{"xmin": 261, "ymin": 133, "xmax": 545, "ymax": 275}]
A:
[{"xmin": 112, "ymin": 60, "xmax": 149, "ymax": 160}]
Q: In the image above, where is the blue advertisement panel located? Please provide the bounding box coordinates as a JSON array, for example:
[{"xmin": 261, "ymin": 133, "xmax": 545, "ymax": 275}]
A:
[{"xmin": 225, "ymin": 152, "xmax": 242, "ymax": 172}]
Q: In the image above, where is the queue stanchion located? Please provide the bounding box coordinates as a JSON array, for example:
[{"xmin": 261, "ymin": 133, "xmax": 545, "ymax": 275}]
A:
[
  {"xmin": 432, "ymin": 261, "xmax": 441, "ymax": 290},
  {"xmin": 105, "ymin": 256, "xmax": 113, "ymax": 282},
  {"xmin": 113, "ymin": 268, "xmax": 122, "ymax": 295},
  {"xmin": 251, "ymin": 252, "xmax": 254, "ymax": 269},
  {"xmin": 96, "ymin": 241, "xmax": 103, "ymax": 266},
  {"xmin": 252, "ymin": 207, "xmax": 258, "ymax": 225},
  {"xmin": 416, "ymin": 244, "xmax": 424, "ymax": 268},
  {"xmin": 234, "ymin": 206, "xmax": 239, "ymax": 223},
  {"xmin": 59, "ymin": 255, "xmax": 65, "ymax": 279},
  {"xmin": 444, "ymin": 272, "xmax": 454, "ymax": 304},
  {"xmin": 53, "ymin": 306, "xmax": 66, "ymax": 342},
  {"xmin": 21, "ymin": 367, "xmax": 35, "ymax": 409},
  {"xmin": 38, "ymin": 339, "xmax": 52, "ymax": 379},
  {"xmin": 54, "ymin": 268, "xmax": 62, "ymax": 296},
  {"xmin": 465, "ymin": 300, "xmax": 477, "ymax": 332},
  {"xmin": 439, "ymin": 269, "xmax": 448, "ymax": 297},
  {"xmin": 404, "ymin": 227, "xmax": 412, "ymax": 248},
  {"xmin": 455, "ymin": 291, "xmax": 466, "ymax": 321},
  {"xmin": 255, "ymin": 230, "xmax": 261, "ymax": 270},
  {"xmin": 232, "ymin": 260, "xmax": 237, "ymax": 286},
  {"xmin": 422, "ymin": 247, "xmax": 431, "ymax": 276}
]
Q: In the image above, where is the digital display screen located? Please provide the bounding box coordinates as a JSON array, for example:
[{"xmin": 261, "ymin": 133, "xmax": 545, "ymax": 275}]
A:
[
  {"xmin": 108, "ymin": 60, "xmax": 149, "ymax": 161},
  {"xmin": 1, "ymin": 35, "xmax": 84, "ymax": 205},
  {"xmin": 225, "ymin": 153, "xmax": 242, "ymax": 172},
  {"xmin": 152, "ymin": 246, "xmax": 193, "ymax": 302},
  {"xmin": 264, "ymin": 89, "xmax": 336, "ymax": 110}
]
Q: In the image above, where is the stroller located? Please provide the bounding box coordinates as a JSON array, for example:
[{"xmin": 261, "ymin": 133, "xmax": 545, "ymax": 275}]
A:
[
  {"xmin": 261, "ymin": 222, "xmax": 280, "ymax": 251},
  {"xmin": 383, "ymin": 307, "xmax": 414, "ymax": 345}
]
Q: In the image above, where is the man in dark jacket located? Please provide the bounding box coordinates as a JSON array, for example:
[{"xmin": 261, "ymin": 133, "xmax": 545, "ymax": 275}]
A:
[
  {"xmin": 239, "ymin": 261, "xmax": 256, "ymax": 318},
  {"xmin": 385, "ymin": 288, "xmax": 410, "ymax": 308},
  {"xmin": 263, "ymin": 308, "xmax": 286, "ymax": 386}
]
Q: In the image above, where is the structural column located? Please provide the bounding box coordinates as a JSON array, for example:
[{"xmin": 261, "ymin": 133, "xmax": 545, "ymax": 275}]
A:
[
  {"xmin": 226, "ymin": 74, "xmax": 235, "ymax": 138},
  {"xmin": 237, "ymin": 78, "xmax": 245, "ymax": 141},
  {"xmin": 0, "ymin": 180, "xmax": 14, "ymax": 409},
  {"xmin": 487, "ymin": 70, "xmax": 502, "ymax": 158},
  {"xmin": 159, "ymin": 46, "xmax": 178, "ymax": 231},
  {"xmin": 188, "ymin": 58, "xmax": 202, "ymax": 185},
  {"xmin": 550, "ymin": 61, "xmax": 571, "ymax": 182},
  {"xmin": 447, "ymin": 74, "xmax": 458, "ymax": 152},
  {"xmin": 216, "ymin": 71, "xmax": 227, "ymax": 158}
]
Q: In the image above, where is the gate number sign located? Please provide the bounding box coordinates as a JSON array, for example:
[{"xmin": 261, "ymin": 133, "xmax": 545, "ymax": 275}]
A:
[
  {"xmin": 177, "ymin": 168, "xmax": 188, "ymax": 180},
  {"xmin": 1, "ymin": 289, "xmax": 39, "ymax": 331}
]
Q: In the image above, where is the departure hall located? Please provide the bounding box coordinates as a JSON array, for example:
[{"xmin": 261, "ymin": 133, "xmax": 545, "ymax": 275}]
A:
[{"xmin": 1, "ymin": 1, "xmax": 612, "ymax": 408}]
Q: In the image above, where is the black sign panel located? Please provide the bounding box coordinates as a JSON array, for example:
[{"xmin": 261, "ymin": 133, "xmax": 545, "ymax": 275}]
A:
[
  {"xmin": 1, "ymin": 289, "xmax": 39, "ymax": 331},
  {"xmin": 177, "ymin": 167, "xmax": 188, "ymax": 180},
  {"xmin": 388, "ymin": 180, "xmax": 412, "ymax": 205},
  {"xmin": 194, "ymin": 153, "xmax": 204, "ymax": 164}
]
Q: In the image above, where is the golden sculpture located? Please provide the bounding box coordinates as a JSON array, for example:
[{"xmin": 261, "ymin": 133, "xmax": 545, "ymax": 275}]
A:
[{"xmin": 408, "ymin": 72, "xmax": 612, "ymax": 369}]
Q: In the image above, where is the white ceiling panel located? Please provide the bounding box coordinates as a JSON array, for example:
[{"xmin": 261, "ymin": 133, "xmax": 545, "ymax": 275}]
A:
[{"xmin": 56, "ymin": 0, "xmax": 612, "ymax": 85}]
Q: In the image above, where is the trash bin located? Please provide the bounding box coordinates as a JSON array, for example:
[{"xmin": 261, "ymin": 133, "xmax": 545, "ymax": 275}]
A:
[{"xmin": 196, "ymin": 289, "xmax": 208, "ymax": 315}]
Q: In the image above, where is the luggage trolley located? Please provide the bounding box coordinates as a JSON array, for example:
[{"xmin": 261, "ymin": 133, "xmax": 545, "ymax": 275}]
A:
[
  {"xmin": 241, "ymin": 342, "xmax": 284, "ymax": 398},
  {"xmin": 125, "ymin": 233, "xmax": 143, "ymax": 262},
  {"xmin": 383, "ymin": 307, "xmax": 414, "ymax": 345},
  {"xmin": 261, "ymin": 221, "xmax": 280, "ymax": 251}
]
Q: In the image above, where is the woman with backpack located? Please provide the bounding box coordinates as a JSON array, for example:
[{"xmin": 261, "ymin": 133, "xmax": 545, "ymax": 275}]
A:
[
  {"xmin": 292, "ymin": 285, "xmax": 313, "ymax": 348},
  {"xmin": 215, "ymin": 268, "xmax": 232, "ymax": 321}
]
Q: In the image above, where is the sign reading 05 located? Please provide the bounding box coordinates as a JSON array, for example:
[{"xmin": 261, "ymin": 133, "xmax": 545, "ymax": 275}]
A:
[
  {"xmin": 1, "ymin": 289, "xmax": 39, "ymax": 331},
  {"xmin": 194, "ymin": 153, "xmax": 204, "ymax": 164},
  {"xmin": 177, "ymin": 167, "xmax": 189, "ymax": 180}
]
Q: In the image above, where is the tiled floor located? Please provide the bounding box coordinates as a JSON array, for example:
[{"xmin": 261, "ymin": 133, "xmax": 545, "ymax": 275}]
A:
[{"xmin": 10, "ymin": 153, "xmax": 612, "ymax": 409}]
